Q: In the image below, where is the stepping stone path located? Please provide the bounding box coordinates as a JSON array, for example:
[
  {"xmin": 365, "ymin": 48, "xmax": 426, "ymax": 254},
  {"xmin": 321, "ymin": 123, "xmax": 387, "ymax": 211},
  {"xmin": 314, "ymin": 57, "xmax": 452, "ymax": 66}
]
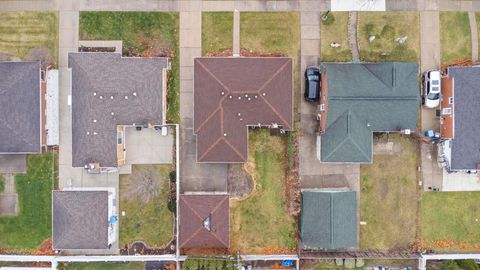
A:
[{"xmin": 348, "ymin": 11, "xmax": 360, "ymax": 61}]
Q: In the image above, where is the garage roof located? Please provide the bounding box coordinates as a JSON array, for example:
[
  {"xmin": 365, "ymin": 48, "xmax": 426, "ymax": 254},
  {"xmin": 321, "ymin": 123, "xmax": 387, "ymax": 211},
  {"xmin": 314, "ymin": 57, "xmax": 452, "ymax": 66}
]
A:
[
  {"xmin": 194, "ymin": 57, "xmax": 294, "ymax": 163},
  {"xmin": 0, "ymin": 61, "xmax": 41, "ymax": 153}
]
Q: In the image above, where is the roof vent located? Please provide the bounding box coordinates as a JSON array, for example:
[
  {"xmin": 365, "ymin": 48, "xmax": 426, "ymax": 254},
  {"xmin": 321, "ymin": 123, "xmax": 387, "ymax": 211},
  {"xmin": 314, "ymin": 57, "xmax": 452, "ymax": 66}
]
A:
[
  {"xmin": 229, "ymin": 95, "xmax": 233, "ymax": 99},
  {"xmin": 221, "ymin": 91, "xmax": 225, "ymax": 96},
  {"xmin": 248, "ymin": 97, "xmax": 252, "ymax": 101},
  {"xmin": 111, "ymin": 112, "xmax": 115, "ymax": 116},
  {"xmin": 238, "ymin": 96, "xmax": 242, "ymax": 100},
  {"xmin": 223, "ymin": 133, "xmax": 227, "ymax": 137},
  {"xmin": 110, "ymin": 95, "xmax": 114, "ymax": 99},
  {"xmin": 245, "ymin": 94, "xmax": 248, "ymax": 98},
  {"xmin": 93, "ymin": 131, "xmax": 98, "ymax": 135},
  {"xmin": 133, "ymin": 92, "xmax": 137, "ymax": 97},
  {"xmin": 125, "ymin": 96, "xmax": 129, "ymax": 99},
  {"xmin": 93, "ymin": 92, "xmax": 97, "ymax": 96},
  {"xmin": 99, "ymin": 95, "xmax": 104, "ymax": 99},
  {"xmin": 262, "ymin": 93, "xmax": 266, "ymax": 96},
  {"xmin": 254, "ymin": 95, "xmax": 258, "ymax": 99},
  {"xmin": 93, "ymin": 119, "xmax": 97, "ymax": 123},
  {"xmin": 238, "ymin": 113, "xmax": 241, "ymax": 116},
  {"xmin": 87, "ymin": 131, "xmax": 90, "ymax": 135},
  {"xmin": 203, "ymin": 215, "xmax": 211, "ymax": 231}
]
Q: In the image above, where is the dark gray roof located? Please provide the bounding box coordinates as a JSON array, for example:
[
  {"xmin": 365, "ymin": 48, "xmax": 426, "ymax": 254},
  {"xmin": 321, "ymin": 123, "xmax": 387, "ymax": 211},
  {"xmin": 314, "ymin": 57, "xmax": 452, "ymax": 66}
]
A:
[
  {"xmin": 53, "ymin": 190, "xmax": 109, "ymax": 250},
  {"xmin": 0, "ymin": 61, "xmax": 41, "ymax": 153},
  {"xmin": 320, "ymin": 62, "xmax": 420, "ymax": 163},
  {"xmin": 301, "ymin": 190, "xmax": 357, "ymax": 250},
  {"xmin": 448, "ymin": 66, "xmax": 480, "ymax": 170},
  {"xmin": 69, "ymin": 53, "xmax": 168, "ymax": 167}
]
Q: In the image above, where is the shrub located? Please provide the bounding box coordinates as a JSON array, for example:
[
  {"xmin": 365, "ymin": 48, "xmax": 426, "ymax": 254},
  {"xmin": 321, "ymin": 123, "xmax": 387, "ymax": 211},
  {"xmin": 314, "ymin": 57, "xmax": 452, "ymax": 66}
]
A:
[
  {"xmin": 364, "ymin": 22, "xmax": 375, "ymax": 36},
  {"xmin": 169, "ymin": 171, "xmax": 176, "ymax": 182},
  {"xmin": 321, "ymin": 12, "xmax": 335, "ymax": 26}
]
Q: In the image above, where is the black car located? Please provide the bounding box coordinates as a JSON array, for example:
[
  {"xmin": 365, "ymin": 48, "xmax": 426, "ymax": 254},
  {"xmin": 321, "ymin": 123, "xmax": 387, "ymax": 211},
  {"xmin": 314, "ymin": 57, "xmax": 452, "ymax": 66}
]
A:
[{"xmin": 304, "ymin": 66, "xmax": 320, "ymax": 102}]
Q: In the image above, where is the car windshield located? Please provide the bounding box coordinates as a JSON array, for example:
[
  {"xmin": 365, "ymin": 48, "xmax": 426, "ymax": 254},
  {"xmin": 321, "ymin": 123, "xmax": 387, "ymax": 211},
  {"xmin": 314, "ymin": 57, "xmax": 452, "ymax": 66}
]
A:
[
  {"xmin": 308, "ymin": 74, "xmax": 319, "ymax": 81},
  {"xmin": 431, "ymin": 79, "xmax": 440, "ymax": 86},
  {"xmin": 427, "ymin": 92, "xmax": 440, "ymax": 100}
]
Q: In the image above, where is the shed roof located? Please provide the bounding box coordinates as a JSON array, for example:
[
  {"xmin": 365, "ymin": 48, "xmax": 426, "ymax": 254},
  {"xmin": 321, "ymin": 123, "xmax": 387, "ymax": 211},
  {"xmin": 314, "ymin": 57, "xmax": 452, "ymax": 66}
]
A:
[
  {"xmin": 301, "ymin": 190, "xmax": 357, "ymax": 250},
  {"xmin": 53, "ymin": 190, "xmax": 108, "ymax": 250},
  {"xmin": 179, "ymin": 194, "xmax": 229, "ymax": 249},
  {"xmin": 194, "ymin": 57, "xmax": 294, "ymax": 163},
  {"xmin": 447, "ymin": 66, "xmax": 480, "ymax": 170},
  {"xmin": 0, "ymin": 61, "xmax": 41, "ymax": 153},
  {"xmin": 320, "ymin": 62, "xmax": 420, "ymax": 163},
  {"xmin": 69, "ymin": 53, "xmax": 168, "ymax": 167}
]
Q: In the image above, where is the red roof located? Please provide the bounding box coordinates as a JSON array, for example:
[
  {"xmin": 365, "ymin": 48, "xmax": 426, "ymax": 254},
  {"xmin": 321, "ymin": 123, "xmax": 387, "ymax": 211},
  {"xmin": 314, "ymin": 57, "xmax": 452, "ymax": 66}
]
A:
[
  {"xmin": 179, "ymin": 195, "xmax": 229, "ymax": 249},
  {"xmin": 194, "ymin": 57, "xmax": 294, "ymax": 162}
]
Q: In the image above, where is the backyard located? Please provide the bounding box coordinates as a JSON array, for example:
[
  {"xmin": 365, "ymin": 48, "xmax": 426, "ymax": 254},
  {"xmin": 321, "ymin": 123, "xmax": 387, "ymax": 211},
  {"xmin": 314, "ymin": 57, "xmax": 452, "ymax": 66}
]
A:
[
  {"xmin": 230, "ymin": 130, "xmax": 296, "ymax": 254},
  {"xmin": 0, "ymin": 12, "xmax": 58, "ymax": 66},
  {"xmin": 421, "ymin": 192, "xmax": 480, "ymax": 251},
  {"xmin": 305, "ymin": 259, "xmax": 417, "ymax": 270},
  {"xmin": 119, "ymin": 164, "xmax": 174, "ymax": 248},
  {"xmin": 202, "ymin": 12, "xmax": 233, "ymax": 55},
  {"xmin": 79, "ymin": 12, "xmax": 180, "ymax": 123},
  {"xmin": 359, "ymin": 134, "xmax": 420, "ymax": 251},
  {"xmin": 0, "ymin": 153, "xmax": 55, "ymax": 250},
  {"xmin": 357, "ymin": 12, "xmax": 419, "ymax": 63},
  {"xmin": 440, "ymin": 12, "xmax": 472, "ymax": 65},
  {"xmin": 320, "ymin": 12, "xmax": 352, "ymax": 62}
]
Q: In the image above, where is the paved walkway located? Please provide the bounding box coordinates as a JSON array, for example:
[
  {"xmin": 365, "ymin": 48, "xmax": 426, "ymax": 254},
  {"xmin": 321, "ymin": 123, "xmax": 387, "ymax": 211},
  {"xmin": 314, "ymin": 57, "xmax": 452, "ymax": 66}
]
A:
[
  {"xmin": 348, "ymin": 11, "xmax": 360, "ymax": 61},
  {"xmin": 468, "ymin": 11, "xmax": 478, "ymax": 62},
  {"xmin": 233, "ymin": 9, "xmax": 240, "ymax": 56}
]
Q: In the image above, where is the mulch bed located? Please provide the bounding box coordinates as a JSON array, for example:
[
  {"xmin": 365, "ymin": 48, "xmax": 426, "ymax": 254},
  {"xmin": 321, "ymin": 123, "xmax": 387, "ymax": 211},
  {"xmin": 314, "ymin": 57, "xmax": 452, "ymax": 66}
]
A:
[{"xmin": 205, "ymin": 48, "xmax": 286, "ymax": 57}]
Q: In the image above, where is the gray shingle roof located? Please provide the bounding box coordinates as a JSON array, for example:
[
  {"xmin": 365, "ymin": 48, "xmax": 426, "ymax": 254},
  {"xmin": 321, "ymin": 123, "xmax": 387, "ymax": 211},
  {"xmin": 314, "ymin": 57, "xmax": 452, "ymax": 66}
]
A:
[
  {"xmin": 448, "ymin": 66, "xmax": 480, "ymax": 170},
  {"xmin": 0, "ymin": 61, "xmax": 41, "ymax": 153},
  {"xmin": 320, "ymin": 62, "xmax": 420, "ymax": 163},
  {"xmin": 301, "ymin": 190, "xmax": 357, "ymax": 250},
  {"xmin": 69, "ymin": 53, "xmax": 168, "ymax": 167},
  {"xmin": 53, "ymin": 190, "xmax": 108, "ymax": 250}
]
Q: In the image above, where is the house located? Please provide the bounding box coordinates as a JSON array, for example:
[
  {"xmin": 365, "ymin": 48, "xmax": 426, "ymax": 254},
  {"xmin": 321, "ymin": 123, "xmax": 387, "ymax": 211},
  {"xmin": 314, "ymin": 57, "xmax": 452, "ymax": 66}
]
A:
[
  {"xmin": 301, "ymin": 190, "xmax": 357, "ymax": 250},
  {"xmin": 317, "ymin": 62, "xmax": 420, "ymax": 163},
  {"xmin": 53, "ymin": 190, "xmax": 116, "ymax": 250},
  {"xmin": 69, "ymin": 53, "xmax": 168, "ymax": 170},
  {"xmin": 194, "ymin": 57, "xmax": 294, "ymax": 163},
  {"xmin": 0, "ymin": 61, "xmax": 42, "ymax": 154},
  {"xmin": 439, "ymin": 66, "xmax": 480, "ymax": 172},
  {"xmin": 179, "ymin": 194, "xmax": 229, "ymax": 249}
]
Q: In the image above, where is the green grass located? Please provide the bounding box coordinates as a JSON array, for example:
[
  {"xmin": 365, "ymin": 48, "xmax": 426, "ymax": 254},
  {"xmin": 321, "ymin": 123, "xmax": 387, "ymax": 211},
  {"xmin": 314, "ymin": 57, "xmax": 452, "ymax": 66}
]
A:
[
  {"xmin": 358, "ymin": 12, "xmax": 419, "ymax": 63},
  {"xmin": 230, "ymin": 130, "xmax": 296, "ymax": 253},
  {"xmin": 202, "ymin": 12, "xmax": 233, "ymax": 55},
  {"xmin": 421, "ymin": 192, "xmax": 480, "ymax": 251},
  {"xmin": 360, "ymin": 134, "xmax": 419, "ymax": 250},
  {"xmin": 119, "ymin": 164, "xmax": 173, "ymax": 247},
  {"xmin": 320, "ymin": 12, "xmax": 352, "ymax": 62},
  {"xmin": 0, "ymin": 175, "xmax": 5, "ymax": 193},
  {"xmin": 62, "ymin": 262, "xmax": 145, "ymax": 270},
  {"xmin": 79, "ymin": 12, "xmax": 180, "ymax": 123},
  {"xmin": 310, "ymin": 259, "xmax": 416, "ymax": 270},
  {"xmin": 0, "ymin": 153, "xmax": 55, "ymax": 249},
  {"xmin": 441, "ymin": 12, "xmax": 472, "ymax": 65},
  {"xmin": 0, "ymin": 12, "xmax": 59, "ymax": 66}
]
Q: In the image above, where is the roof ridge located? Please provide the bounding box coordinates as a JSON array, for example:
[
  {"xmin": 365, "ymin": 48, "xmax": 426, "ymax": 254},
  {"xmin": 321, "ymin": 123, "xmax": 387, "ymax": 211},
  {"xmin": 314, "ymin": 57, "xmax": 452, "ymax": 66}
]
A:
[
  {"xmin": 360, "ymin": 63, "xmax": 394, "ymax": 91},
  {"xmin": 222, "ymin": 138, "xmax": 246, "ymax": 161},
  {"xmin": 209, "ymin": 196, "xmax": 230, "ymax": 247},
  {"xmin": 198, "ymin": 137, "xmax": 223, "ymax": 161},
  {"xmin": 255, "ymin": 59, "xmax": 291, "ymax": 94},
  {"xmin": 261, "ymin": 96, "xmax": 292, "ymax": 129},
  {"xmin": 346, "ymin": 111, "xmax": 371, "ymax": 161}
]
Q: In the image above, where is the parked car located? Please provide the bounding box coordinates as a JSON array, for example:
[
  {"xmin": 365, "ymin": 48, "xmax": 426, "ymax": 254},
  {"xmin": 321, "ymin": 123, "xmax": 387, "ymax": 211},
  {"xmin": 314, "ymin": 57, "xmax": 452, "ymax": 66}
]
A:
[
  {"xmin": 304, "ymin": 66, "xmax": 320, "ymax": 102},
  {"xmin": 422, "ymin": 70, "xmax": 441, "ymax": 108}
]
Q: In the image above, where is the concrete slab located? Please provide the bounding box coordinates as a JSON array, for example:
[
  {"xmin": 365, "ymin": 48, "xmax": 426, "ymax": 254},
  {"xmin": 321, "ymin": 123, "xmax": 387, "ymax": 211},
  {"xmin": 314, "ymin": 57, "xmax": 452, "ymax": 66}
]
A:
[
  {"xmin": 124, "ymin": 126, "xmax": 174, "ymax": 165},
  {"xmin": 420, "ymin": 11, "xmax": 440, "ymax": 71},
  {"xmin": 180, "ymin": 91, "xmax": 194, "ymax": 118},
  {"xmin": 202, "ymin": 1, "xmax": 235, "ymax": 11},
  {"xmin": 180, "ymin": 48, "xmax": 202, "ymax": 67},
  {"xmin": 442, "ymin": 171, "xmax": 480, "ymax": 191},
  {"xmin": 180, "ymin": 66, "xmax": 194, "ymax": 80},
  {"xmin": 301, "ymin": 25, "xmax": 321, "ymax": 40},
  {"xmin": 180, "ymin": 28, "xmax": 202, "ymax": 48},
  {"xmin": 0, "ymin": 155, "xmax": 26, "ymax": 174},
  {"xmin": 386, "ymin": 0, "xmax": 419, "ymax": 11},
  {"xmin": 300, "ymin": 12, "xmax": 321, "ymax": 26},
  {"xmin": 421, "ymin": 144, "xmax": 443, "ymax": 191},
  {"xmin": 0, "ymin": 193, "xmax": 18, "ymax": 216}
]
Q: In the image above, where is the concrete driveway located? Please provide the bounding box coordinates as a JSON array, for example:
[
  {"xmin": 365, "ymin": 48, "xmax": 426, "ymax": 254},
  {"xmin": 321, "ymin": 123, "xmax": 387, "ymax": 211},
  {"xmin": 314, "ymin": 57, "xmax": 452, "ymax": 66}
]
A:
[{"xmin": 0, "ymin": 155, "xmax": 26, "ymax": 174}]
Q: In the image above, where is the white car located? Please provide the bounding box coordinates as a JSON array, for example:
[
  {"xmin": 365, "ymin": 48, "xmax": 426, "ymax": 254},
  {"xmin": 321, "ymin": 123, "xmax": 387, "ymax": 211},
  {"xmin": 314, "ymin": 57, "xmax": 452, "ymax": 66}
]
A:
[{"xmin": 422, "ymin": 70, "xmax": 441, "ymax": 108}]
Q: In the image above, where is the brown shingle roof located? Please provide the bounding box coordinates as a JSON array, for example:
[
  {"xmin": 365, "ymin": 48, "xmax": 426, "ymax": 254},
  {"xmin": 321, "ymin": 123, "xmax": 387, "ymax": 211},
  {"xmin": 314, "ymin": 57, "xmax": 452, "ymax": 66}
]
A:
[
  {"xmin": 179, "ymin": 194, "xmax": 229, "ymax": 249},
  {"xmin": 194, "ymin": 57, "xmax": 294, "ymax": 163},
  {"xmin": 440, "ymin": 77, "xmax": 453, "ymax": 139}
]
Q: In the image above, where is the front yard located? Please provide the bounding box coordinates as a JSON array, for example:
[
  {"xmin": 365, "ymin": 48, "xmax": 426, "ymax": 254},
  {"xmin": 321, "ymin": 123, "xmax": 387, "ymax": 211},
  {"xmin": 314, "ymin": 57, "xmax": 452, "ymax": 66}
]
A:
[
  {"xmin": 60, "ymin": 262, "xmax": 145, "ymax": 270},
  {"xmin": 359, "ymin": 134, "xmax": 420, "ymax": 251},
  {"xmin": 0, "ymin": 153, "xmax": 56, "ymax": 250},
  {"xmin": 0, "ymin": 12, "xmax": 58, "ymax": 66},
  {"xmin": 202, "ymin": 12, "xmax": 233, "ymax": 55},
  {"xmin": 230, "ymin": 130, "xmax": 296, "ymax": 254},
  {"xmin": 440, "ymin": 12, "xmax": 471, "ymax": 65},
  {"xmin": 79, "ymin": 12, "xmax": 180, "ymax": 123},
  {"xmin": 320, "ymin": 12, "xmax": 352, "ymax": 62},
  {"xmin": 119, "ymin": 164, "xmax": 174, "ymax": 248},
  {"xmin": 357, "ymin": 12, "xmax": 419, "ymax": 63},
  {"xmin": 421, "ymin": 192, "xmax": 480, "ymax": 251}
]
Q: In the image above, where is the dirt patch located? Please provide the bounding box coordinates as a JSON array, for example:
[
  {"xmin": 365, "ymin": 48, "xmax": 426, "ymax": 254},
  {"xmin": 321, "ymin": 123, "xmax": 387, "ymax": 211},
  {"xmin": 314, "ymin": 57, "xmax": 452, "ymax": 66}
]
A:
[
  {"xmin": 0, "ymin": 53, "xmax": 21, "ymax": 62},
  {"xmin": 227, "ymin": 164, "xmax": 253, "ymax": 199},
  {"xmin": 205, "ymin": 48, "xmax": 286, "ymax": 57},
  {"xmin": 79, "ymin": 46, "xmax": 116, "ymax": 53},
  {"xmin": 122, "ymin": 165, "xmax": 164, "ymax": 204},
  {"xmin": 125, "ymin": 32, "xmax": 174, "ymax": 58},
  {"xmin": 122, "ymin": 240, "xmax": 175, "ymax": 255},
  {"xmin": 25, "ymin": 48, "xmax": 54, "ymax": 70},
  {"xmin": 285, "ymin": 134, "xmax": 301, "ymax": 217}
]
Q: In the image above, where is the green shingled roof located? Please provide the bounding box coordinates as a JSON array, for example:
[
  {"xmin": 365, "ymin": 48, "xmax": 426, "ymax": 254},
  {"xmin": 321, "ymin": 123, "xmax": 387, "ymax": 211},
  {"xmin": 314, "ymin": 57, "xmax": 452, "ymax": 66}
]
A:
[
  {"xmin": 320, "ymin": 62, "xmax": 420, "ymax": 163},
  {"xmin": 301, "ymin": 190, "xmax": 357, "ymax": 250}
]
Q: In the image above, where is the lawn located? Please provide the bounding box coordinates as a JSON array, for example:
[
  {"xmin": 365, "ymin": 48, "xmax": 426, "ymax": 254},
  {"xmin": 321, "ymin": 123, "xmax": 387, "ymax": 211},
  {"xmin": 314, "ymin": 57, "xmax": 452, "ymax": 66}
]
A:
[
  {"xmin": 360, "ymin": 134, "xmax": 420, "ymax": 250},
  {"xmin": 230, "ymin": 130, "xmax": 296, "ymax": 253},
  {"xmin": 0, "ymin": 12, "xmax": 58, "ymax": 66},
  {"xmin": 320, "ymin": 12, "xmax": 352, "ymax": 62},
  {"xmin": 61, "ymin": 262, "xmax": 145, "ymax": 270},
  {"xmin": 357, "ymin": 12, "xmax": 419, "ymax": 63},
  {"xmin": 0, "ymin": 153, "xmax": 55, "ymax": 249},
  {"xmin": 202, "ymin": 12, "xmax": 233, "ymax": 55},
  {"xmin": 79, "ymin": 12, "xmax": 180, "ymax": 123},
  {"xmin": 309, "ymin": 259, "xmax": 416, "ymax": 270},
  {"xmin": 440, "ymin": 12, "xmax": 472, "ymax": 65},
  {"xmin": 421, "ymin": 192, "xmax": 480, "ymax": 251},
  {"xmin": 119, "ymin": 164, "xmax": 174, "ymax": 247},
  {"xmin": 0, "ymin": 175, "xmax": 4, "ymax": 193}
]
